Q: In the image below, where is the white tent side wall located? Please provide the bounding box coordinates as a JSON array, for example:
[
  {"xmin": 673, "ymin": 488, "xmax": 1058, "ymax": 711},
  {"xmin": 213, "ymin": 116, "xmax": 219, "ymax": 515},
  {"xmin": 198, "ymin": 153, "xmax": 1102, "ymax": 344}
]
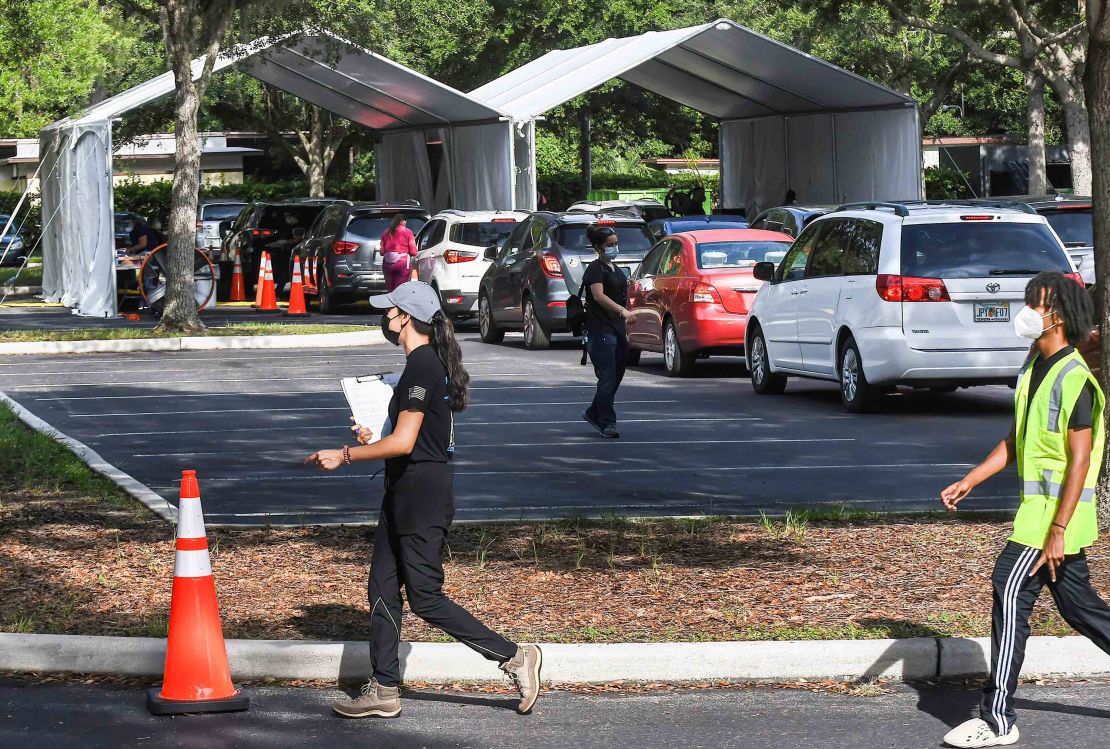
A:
[
  {"xmin": 38, "ymin": 121, "xmax": 117, "ymax": 317},
  {"xmin": 449, "ymin": 122, "xmax": 515, "ymax": 211},
  {"xmin": 720, "ymin": 107, "xmax": 921, "ymax": 219}
]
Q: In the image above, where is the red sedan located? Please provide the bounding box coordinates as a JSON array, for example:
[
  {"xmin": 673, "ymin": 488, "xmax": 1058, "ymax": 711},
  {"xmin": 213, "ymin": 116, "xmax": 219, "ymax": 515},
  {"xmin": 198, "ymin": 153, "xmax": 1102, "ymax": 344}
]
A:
[{"xmin": 626, "ymin": 229, "xmax": 794, "ymax": 376}]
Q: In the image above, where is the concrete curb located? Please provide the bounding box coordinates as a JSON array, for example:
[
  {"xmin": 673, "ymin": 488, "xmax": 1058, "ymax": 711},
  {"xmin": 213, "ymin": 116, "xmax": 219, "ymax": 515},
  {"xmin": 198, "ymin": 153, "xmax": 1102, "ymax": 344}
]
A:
[
  {"xmin": 0, "ymin": 391, "xmax": 178, "ymax": 523},
  {"xmin": 2, "ymin": 633, "xmax": 1108, "ymax": 683},
  {"xmin": 1, "ymin": 285, "xmax": 40, "ymax": 295},
  {"xmin": 0, "ymin": 329, "xmax": 385, "ymax": 355}
]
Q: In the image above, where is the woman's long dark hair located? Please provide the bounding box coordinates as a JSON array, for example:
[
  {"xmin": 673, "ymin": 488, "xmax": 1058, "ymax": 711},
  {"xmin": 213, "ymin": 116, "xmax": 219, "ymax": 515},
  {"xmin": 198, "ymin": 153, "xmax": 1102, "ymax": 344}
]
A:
[
  {"xmin": 1025, "ymin": 271, "xmax": 1093, "ymax": 346},
  {"xmin": 412, "ymin": 311, "xmax": 469, "ymax": 412},
  {"xmin": 384, "ymin": 214, "xmax": 405, "ymax": 238}
]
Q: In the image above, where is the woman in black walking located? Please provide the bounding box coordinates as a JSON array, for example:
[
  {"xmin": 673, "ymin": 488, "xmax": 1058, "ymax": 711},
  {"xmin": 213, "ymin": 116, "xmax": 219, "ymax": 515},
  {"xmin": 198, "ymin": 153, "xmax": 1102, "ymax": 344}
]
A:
[{"xmin": 306, "ymin": 281, "xmax": 542, "ymax": 719}]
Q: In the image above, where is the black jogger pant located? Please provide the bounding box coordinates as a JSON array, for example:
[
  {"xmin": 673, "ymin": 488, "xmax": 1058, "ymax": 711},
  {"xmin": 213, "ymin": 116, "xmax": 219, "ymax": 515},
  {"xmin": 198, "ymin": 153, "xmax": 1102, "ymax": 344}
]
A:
[
  {"xmin": 979, "ymin": 540, "xmax": 1110, "ymax": 734},
  {"xmin": 367, "ymin": 465, "xmax": 517, "ymax": 687}
]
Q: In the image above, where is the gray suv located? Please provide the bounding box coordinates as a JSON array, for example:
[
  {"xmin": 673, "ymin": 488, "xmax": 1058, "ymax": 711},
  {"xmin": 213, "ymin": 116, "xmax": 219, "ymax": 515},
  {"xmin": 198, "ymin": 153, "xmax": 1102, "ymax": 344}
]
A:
[{"xmin": 295, "ymin": 201, "xmax": 429, "ymax": 313}]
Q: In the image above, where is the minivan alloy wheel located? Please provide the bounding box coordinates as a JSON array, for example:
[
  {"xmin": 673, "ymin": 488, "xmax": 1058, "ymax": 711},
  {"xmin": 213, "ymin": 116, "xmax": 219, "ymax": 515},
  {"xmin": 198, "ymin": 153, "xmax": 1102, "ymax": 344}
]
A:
[
  {"xmin": 751, "ymin": 336, "xmax": 767, "ymax": 384},
  {"xmin": 841, "ymin": 347, "xmax": 860, "ymax": 403}
]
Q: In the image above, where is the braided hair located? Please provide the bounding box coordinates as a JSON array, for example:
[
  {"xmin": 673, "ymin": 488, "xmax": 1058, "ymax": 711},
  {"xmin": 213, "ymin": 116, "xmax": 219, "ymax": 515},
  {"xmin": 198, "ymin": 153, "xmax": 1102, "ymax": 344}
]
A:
[{"xmin": 1024, "ymin": 272, "xmax": 1092, "ymax": 346}]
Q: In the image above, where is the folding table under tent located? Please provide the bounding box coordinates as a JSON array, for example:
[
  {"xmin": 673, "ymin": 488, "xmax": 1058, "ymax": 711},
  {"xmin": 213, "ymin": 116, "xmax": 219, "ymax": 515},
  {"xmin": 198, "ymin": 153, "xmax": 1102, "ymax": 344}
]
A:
[
  {"xmin": 38, "ymin": 33, "xmax": 514, "ymax": 318},
  {"xmin": 470, "ymin": 19, "xmax": 923, "ymax": 216}
]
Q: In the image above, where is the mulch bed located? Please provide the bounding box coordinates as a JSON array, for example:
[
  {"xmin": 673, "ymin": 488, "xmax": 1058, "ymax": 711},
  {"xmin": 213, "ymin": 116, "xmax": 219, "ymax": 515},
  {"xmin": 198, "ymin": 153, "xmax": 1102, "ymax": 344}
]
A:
[{"xmin": 3, "ymin": 492, "xmax": 1106, "ymax": 644}]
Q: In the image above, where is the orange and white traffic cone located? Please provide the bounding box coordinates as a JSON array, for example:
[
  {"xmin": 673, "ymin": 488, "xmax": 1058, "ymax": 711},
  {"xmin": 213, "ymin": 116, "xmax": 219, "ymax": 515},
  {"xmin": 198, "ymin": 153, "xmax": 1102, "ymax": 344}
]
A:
[
  {"xmin": 229, "ymin": 248, "xmax": 246, "ymax": 302},
  {"xmin": 147, "ymin": 470, "xmax": 248, "ymax": 715},
  {"xmin": 259, "ymin": 252, "xmax": 279, "ymax": 312},
  {"xmin": 285, "ymin": 254, "xmax": 309, "ymax": 317},
  {"xmin": 252, "ymin": 251, "xmax": 268, "ymax": 308}
]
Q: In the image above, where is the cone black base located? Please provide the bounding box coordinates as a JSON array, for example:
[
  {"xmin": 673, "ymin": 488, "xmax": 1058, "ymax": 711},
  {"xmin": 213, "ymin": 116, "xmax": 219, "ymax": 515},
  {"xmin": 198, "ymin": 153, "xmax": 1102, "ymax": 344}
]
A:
[{"xmin": 147, "ymin": 686, "xmax": 250, "ymax": 715}]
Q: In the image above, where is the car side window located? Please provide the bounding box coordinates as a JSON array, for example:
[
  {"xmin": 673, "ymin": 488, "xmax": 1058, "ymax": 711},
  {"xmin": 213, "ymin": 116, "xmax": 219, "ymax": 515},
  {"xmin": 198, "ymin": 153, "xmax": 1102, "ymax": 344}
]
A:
[
  {"xmin": 500, "ymin": 220, "xmax": 530, "ymax": 264},
  {"xmin": 658, "ymin": 241, "xmax": 683, "ymax": 276},
  {"xmin": 637, "ymin": 242, "xmax": 668, "ymax": 278},
  {"xmin": 751, "ymin": 214, "xmax": 766, "ymax": 230},
  {"xmin": 777, "ymin": 223, "xmax": 821, "ymax": 283},
  {"xmin": 844, "ymin": 219, "xmax": 882, "ymax": 275},
  {"xmin": 414, "ymin": 222, "xmax": 433, "ymax": 251},
  {"xmin": 529, "ymin": 218, "xmax": 549, "ymax": 250},
  {"xmin": 429, "ymin": 219, "xmax": 447, "ymax": 246},
  {"xmin": 805, "ymin": 219, "xmax": 853, "ymax": 278},
  {"xmin": 782, "ymin": 212, "xmax": 799, "ymax": 237}
]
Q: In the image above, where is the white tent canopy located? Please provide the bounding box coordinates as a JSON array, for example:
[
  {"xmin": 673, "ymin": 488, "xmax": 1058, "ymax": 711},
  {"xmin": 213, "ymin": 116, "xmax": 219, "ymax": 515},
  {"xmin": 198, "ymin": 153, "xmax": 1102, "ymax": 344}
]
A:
[
  {"xmin": 471, "ymin": 19, "xmax": 922, "ymax": 215},
  {"xmin": 39, "ymin": 33, "xmax": 514, "ymax": 317}
]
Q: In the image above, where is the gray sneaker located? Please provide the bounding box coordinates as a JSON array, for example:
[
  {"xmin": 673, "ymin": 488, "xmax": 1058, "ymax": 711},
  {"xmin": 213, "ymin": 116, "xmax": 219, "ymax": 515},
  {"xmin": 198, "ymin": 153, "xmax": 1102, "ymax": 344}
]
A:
[
  {"xmin": 332, "ymin": 678, "xmax": 402, "ymax": 719},
  {"xmin": 500, "ymin": 644, "xmax": 543, "ymax": 714}
]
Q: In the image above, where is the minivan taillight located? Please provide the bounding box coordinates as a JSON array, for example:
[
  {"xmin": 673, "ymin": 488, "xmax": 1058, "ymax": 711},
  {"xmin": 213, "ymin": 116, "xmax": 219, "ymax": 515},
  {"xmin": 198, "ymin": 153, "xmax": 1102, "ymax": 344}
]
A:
[
  {"xmin": 539, "ymin": 252, "xmax": 563, "ymax": 278},
  {"xmin": 444, "ymin": 249, "xmax": 478, "ymax": 264},
  {"xmin": 333, "ymin": 240, "xmax": 359, "ymax": 255},
  {"xmin": 876, "ymin": 274, "xmax": 951, "ymax": 302}
]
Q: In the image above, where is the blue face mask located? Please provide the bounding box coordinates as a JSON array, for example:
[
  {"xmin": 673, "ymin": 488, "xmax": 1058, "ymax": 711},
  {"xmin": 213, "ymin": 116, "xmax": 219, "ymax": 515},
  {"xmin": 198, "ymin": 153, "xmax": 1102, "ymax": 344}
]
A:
[{"xmin": 602, "ymin": 245, "xmax": 619, "ymax": 260}]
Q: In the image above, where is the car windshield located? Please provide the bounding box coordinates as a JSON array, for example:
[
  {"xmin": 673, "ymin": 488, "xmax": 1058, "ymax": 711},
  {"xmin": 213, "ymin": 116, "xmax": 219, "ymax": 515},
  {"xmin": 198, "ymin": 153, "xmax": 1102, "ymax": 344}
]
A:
[
  {"xmin": 451, "ymin": 220, "xmax": 519, "ymax": 247},
  {"xmin": 202, "ymin": 203, "xmax": 246, "ymax": 221},
  {"xmin": 347, "ymin": 214, "xmax": 428, "ymax": 238},
  {"xmin": 900, "ymin": 222, "xmax": 1073, "ymax": 278},
  {"xmin": 696, "ymin": 241, "xmax": 792, "ymax": 269},
  {"xmin": 1042, "ymin": 209, "xmax": 1093, "ymax": 247},
  {"xmin": 0, "ymin": 215, "xmax": 15, "ymax": 238},
  {"xmin": 556, "ymin": 224, "xmax": 654, "ymax": 254}
]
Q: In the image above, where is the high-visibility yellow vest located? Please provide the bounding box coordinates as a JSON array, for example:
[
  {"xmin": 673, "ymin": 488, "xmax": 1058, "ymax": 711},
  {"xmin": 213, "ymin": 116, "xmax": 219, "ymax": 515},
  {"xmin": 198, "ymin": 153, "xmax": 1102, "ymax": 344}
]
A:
[{"xmin": 1011, "ymin": 349, "xmax": 1105, "ymax": 553}]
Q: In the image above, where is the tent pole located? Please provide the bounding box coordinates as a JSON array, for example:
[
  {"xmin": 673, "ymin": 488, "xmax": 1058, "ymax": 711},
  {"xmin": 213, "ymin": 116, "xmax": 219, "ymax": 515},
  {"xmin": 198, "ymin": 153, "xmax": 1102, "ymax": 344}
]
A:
[{"xmin": 579, "ymin": 105, "xmax": 592, "ymax": 199}]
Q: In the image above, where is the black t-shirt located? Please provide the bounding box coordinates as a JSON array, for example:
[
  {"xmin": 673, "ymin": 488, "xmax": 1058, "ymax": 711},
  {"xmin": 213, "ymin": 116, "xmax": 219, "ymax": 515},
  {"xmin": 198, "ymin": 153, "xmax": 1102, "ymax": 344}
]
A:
[
  {"xmin": 129, "ymin": 224, "xmax": 163, "ymax": 253},
  {"xmin": 385, "ymin": 345, "xmax": 453, "ymax": 478},
  {"xmin": 1024, "ymin": 346, "xmax": 1096, "ymax": 430},
  {"xmin": 583, "ymin": 259, "xmax": 628, "ymax": 337}
]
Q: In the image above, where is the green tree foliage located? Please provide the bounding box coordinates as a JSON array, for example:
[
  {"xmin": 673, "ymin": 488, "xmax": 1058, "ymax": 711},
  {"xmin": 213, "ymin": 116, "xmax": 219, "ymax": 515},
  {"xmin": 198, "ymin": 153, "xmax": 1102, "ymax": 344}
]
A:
[{"xmin": 0, "ymin": 0, "xmax": 126, "ymax": 136}]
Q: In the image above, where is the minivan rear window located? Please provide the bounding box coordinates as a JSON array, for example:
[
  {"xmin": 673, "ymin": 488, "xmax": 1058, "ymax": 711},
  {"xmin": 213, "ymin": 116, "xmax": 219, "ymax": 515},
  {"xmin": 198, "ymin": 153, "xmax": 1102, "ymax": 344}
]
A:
[
  {"xmin": 348, "ymin": 214, "xmax": 427, "ymax": 238},
  {"xmin": 1041, "ymin": 209, "xmax": 1093, "ymax": 247},
  {"xmin": 451, "ymin": 220, "xmax": 519, "ymax": 247},
  {"xmin": 556, "ymin": 225, "xmax": 653, "ymax": 254},
  {"xmin": 899, "ymin": 222, "xmax": 1073, "ymax": 279}
]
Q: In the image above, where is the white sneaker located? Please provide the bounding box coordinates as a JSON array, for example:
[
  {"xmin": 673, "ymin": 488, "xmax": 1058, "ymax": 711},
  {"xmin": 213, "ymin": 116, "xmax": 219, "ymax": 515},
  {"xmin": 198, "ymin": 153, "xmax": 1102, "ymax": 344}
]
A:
[{"xmin": 943, "ymin": 718, "xmax": 1020, "ymax": 748}]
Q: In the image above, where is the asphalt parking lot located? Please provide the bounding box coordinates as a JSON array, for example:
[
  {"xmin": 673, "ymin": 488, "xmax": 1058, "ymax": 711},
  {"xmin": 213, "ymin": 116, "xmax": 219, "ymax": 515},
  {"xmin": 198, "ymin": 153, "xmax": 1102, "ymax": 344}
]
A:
[{"xmin": 0, "ymin": 326, "xmax": 1019, "ymax": 525}]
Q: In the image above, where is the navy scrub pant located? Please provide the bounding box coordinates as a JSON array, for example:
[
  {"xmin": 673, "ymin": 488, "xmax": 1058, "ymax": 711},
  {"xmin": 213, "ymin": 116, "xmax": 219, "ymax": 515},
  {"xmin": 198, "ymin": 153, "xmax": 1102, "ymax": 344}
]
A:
[{"xmin": 586, "ymin": 329, "xmax": 628, "ymax": 428}]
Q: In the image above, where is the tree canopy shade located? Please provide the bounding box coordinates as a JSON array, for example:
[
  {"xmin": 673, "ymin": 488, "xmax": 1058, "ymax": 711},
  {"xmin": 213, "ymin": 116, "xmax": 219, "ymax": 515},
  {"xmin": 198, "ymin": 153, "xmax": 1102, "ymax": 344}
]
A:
[
  {"xmin": 38, "ymin": 32, "xmax": 514, "ymax": 318},
  {"xmin": 471, "ymin": 19, "xmax": 922, "ymax": 216}
]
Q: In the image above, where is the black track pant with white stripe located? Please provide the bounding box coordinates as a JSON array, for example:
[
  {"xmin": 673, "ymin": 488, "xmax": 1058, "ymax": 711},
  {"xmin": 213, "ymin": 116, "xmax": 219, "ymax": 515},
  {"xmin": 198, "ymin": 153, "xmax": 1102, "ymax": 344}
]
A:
[{"xmin": 979, "ymin": 540, "xmax": 1110, "ymax": 734}]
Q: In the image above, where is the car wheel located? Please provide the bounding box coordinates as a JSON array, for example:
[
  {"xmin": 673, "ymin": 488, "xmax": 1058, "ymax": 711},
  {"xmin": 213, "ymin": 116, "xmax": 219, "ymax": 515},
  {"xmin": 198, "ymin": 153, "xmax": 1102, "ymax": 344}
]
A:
[
  {"xmin": 663, "ymin": 320, "xmax": 695, "ymax": 377},
  {"xmin": 522, "ymin": 296, "xmax": 551, "ymax": 350},
  {"xmin": 626, "ymin": 347, "xmax": 642, "ymax": 366},
  {"xmin": 478, "ymin": 292, "xmax": 504, "ymax": 343},
  {"xmin": 839, "ymin": 337, "xmax": 881, "ymax": 413},
  {"xmin": 319, "ymin": 279, "xmax": 336, "ymax": 315},
  {"xmin": 749, "ymin": 327, "xmax": 787, "ymax": 395}
]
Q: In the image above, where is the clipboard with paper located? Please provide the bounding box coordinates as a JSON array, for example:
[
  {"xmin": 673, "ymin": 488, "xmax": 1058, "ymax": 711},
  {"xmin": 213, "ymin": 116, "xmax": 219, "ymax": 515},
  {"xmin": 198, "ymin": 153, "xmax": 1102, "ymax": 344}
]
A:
[{"xmin": 340, "ymin": 372, "xmax": 400, "ymax": 444}]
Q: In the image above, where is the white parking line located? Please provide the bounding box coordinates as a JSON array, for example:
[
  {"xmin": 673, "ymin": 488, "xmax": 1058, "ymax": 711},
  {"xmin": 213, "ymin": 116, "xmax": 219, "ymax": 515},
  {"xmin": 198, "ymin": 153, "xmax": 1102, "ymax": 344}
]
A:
[
  {"xmin": 11, "ymin": 372, "xmax": 581, "ymax": 390},
  {"xmin": 95, "ymin": 416, "xmax": 760, "ymax": 437},
  {"xmin": 69, "ymin": 399, "xmax": 682, "ymax": 417},
  {"xmin": 33, "ymin": 383, "xmax": 599, "ymax": 401},
  {"xmin": 131, "ymin": 437, "xmax": 851, "ymax": 458}
]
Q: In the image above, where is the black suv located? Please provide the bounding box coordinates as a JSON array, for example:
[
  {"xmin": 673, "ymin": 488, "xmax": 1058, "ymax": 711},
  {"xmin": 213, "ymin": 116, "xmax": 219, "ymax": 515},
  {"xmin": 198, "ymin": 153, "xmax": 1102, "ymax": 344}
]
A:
[
  {"xmin": 961, "ymin": 195, "xmax": 1094, "ymax": 284},
  {"xmin": 477, "ymin": 211, "xmax": 655, "ymax": 349},
  {"xmin": 295, "ymin": 201, "xmax": 429, "ymax": 313},
  {"xmin": 220, "ymin": 201, "xmax": 330, "ymax": 295}
]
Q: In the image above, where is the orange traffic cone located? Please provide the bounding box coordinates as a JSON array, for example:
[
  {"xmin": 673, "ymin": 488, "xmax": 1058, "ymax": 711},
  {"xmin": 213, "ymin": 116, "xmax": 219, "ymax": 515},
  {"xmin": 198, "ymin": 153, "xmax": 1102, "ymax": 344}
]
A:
[
  {"xmin": 285, "ymin": 254, "xmax": 309, "ymax": 317},
  {"xmin": 147, "ymin": 470, "xmax": 248, "ymax": 715},
  {"xmin": 259, "ymin": 252, "xmax": 279, "ymax": 312},
  {"xmin": 252, "ymin": 251, "xmax": 268, "ymax": 308},
  {"xmin": 229, "ymin": 248, "xmax": 246, "ymax": 302}
]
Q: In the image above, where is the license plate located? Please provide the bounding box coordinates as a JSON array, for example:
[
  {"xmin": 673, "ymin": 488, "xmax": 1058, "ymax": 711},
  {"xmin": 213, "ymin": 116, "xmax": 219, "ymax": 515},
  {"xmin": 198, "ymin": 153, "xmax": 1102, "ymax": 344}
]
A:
[{"xmin": 974, "ymin": 301, "xmax": 1010, "ymax": 322}]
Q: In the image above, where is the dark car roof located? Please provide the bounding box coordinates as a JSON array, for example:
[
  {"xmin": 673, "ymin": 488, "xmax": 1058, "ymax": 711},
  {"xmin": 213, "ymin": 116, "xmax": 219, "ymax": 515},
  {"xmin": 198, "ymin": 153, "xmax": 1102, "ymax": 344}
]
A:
[
  {"xmin": 652, "ymin": 216, "xmax": 750, "ymax": 230},
  {"xmin": 348, "ymin": 202, "xmax": 429, "ymax": 214},
  {"xmin": 963, "ymin": 195, "xmax": 1092, "ymax": 211}
]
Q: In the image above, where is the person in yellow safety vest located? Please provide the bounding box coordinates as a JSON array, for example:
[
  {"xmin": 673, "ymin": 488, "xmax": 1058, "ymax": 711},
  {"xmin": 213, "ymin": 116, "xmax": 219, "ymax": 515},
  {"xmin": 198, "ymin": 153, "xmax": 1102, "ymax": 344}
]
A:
[{"xmin": 940, "ymin": 272, "xmax": 1110, "ymax": 749}]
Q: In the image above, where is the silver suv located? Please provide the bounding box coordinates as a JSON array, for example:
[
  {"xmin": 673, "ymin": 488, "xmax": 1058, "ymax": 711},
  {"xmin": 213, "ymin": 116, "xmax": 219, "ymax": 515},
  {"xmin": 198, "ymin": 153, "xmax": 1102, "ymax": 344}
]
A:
[{"xmin": 745, "ymin": 201, "xmax": 1080, "ymax": 411}]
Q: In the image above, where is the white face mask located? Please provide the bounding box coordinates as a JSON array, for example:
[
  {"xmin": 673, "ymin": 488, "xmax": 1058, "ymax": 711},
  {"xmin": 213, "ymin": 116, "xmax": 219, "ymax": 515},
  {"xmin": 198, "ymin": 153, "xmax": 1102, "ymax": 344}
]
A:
[{"xmin": 1013, "ymin": 306, "xmax": 1058, "ymax": 340}]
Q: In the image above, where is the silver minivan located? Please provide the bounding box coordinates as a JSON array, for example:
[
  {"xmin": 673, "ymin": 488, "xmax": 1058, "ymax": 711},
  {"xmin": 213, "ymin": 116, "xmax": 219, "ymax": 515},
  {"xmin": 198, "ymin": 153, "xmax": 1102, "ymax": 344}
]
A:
[{"xmin": 745, "ymin": 202, "xmax": 1079, "ymax": 411}]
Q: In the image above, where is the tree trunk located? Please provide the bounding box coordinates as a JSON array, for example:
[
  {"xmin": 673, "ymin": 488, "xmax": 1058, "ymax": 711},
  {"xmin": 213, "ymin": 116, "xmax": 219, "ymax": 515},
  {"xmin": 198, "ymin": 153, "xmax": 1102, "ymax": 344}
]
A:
[
  {"xmin": 1059, "ymin": 92, "xmax": 1094, "ymax": 196},
  {"xmin": 307, "ymin": 106, "xmax": 326, "ymax": 197},
  {"xmin": 159, "ymin": 1, "xmax": 205, "ymax": 333},
  {"xmin": 1086, "ymin": 21, "xmax": 1110, "ymax": 527},
  {"xmin": 1026, "ymin": 72, "xmax": 1047, "ymax": 195}
]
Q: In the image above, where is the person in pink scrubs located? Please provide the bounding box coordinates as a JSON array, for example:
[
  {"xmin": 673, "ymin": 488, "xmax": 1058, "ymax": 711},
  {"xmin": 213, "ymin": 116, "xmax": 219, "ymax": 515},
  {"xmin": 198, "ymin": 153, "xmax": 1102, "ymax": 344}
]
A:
[{"xmin": 380, "ymin": 215, "xmax": 418, "ymax": 292}]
